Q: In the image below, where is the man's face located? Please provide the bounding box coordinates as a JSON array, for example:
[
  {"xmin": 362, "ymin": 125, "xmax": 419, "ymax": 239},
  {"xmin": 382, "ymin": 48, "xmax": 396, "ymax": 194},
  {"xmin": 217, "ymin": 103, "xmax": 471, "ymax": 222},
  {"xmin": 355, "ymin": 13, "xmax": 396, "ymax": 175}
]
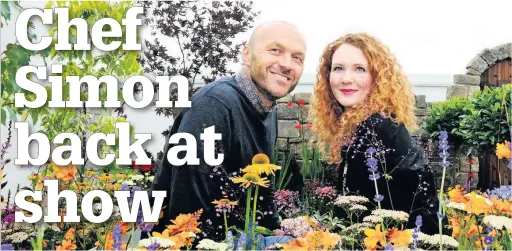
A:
[{"xmin": 244, "ymin": 26, "xmax": 306, "ymax": 100}]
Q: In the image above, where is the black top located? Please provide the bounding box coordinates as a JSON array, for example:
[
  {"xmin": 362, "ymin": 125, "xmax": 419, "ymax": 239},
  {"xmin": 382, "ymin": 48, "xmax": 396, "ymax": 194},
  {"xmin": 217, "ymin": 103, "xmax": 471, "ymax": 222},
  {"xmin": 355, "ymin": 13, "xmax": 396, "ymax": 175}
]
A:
[
  {"xmin": 150, "ymin": 77, "xmax": 280, "ymax": 241},
  {"xmin": 337, "ymin": 113, "xmax": 439, "ymax": 234}
]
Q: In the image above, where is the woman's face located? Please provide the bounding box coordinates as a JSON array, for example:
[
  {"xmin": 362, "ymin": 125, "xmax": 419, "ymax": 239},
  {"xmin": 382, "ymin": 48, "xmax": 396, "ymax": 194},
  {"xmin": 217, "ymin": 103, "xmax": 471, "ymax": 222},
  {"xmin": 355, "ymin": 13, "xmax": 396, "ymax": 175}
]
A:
[{"xmin": 329, "ymin": 43, "xmax": 374, "ymax": 108}]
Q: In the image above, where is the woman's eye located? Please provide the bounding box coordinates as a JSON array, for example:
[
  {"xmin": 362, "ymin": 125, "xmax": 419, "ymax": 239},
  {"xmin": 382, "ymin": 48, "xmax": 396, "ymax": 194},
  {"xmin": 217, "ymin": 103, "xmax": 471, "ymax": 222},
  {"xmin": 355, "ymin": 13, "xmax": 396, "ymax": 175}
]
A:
[
  {"xmin": 333, "ymin": 66, "xmax": 343, "ymax": 71},
  {"xmin": 356, "ymin": 67, "xmax": 366, "ymax": 72}
]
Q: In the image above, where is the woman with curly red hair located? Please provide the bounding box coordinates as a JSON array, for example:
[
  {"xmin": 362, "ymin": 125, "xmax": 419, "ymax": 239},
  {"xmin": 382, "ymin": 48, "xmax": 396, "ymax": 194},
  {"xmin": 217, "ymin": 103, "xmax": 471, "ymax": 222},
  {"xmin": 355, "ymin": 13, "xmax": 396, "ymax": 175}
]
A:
[{"xmin": 310, "ymin": 33, "xmax": 439, "ymax": 234}]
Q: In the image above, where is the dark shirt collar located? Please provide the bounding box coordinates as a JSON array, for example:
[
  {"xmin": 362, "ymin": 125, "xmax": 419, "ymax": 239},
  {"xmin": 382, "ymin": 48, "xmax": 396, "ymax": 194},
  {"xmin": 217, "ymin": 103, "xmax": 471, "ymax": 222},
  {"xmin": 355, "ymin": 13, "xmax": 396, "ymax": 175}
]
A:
[{"xmin": 234, "ymin": 69, "xmax": 276, "ymax": 115}]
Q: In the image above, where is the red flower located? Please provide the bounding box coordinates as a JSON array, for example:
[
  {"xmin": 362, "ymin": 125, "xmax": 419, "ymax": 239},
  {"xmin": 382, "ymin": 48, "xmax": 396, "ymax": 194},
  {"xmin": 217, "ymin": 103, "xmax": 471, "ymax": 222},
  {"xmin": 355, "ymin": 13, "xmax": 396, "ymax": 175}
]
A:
[
  {"xmin": 294, "ymin": 124, "xmax": 302, "ymax": 129},
  {"xmin": 296, "ymin": 99, "xmax": 306, "ymax": 107},
  {"xmin": 306, "ymin": 123, "xmax": 312, "ymax": 128},
  {"xmin": 131, "ymin": 160, "xmax": 153, "ymax": 172},
  {"xmin": 141, "ymin": 164, "xmax": 153, "ymax": 172},
  {"xmin": 286, "ymin": 102, "xmax": 293, "ymax": 108}
]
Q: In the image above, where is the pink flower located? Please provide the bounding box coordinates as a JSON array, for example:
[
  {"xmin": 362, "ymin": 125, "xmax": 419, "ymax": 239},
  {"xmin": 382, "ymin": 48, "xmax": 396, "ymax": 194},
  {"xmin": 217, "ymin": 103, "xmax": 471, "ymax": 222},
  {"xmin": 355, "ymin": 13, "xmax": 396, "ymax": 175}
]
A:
[{"xmin": 315, "ymin": 186, "xmax": 337, "ymax": 200}]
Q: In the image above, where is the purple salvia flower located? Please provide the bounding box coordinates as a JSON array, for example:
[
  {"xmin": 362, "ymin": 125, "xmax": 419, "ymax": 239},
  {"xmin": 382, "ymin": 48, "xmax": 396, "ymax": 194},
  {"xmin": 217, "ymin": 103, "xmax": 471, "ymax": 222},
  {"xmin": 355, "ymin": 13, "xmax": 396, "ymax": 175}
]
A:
[
  {"xmin": 147, "ymin": 242, "xmax": 161, "ymax": 251},
  {"xmin": 227, "ymin": 231, "xmax": 234, "ymax": 250},
  {"xmin": 121, "ymin": 183, "xmax": 130, "ymax": 191},
  {"xmin": 369, "ymin": 173, "xmax": 381, "ymax": 181},
  {"xmin": 1, "ymin": 244, "xmax": 14, "ymax": 251},
  {"xmin": 373, "ymin": 194, "xmax": 384, "ymax": 202},
  {"xmin": 236, "ymin": 233, "xmax": 247, "ymax": 251},
  {"xmin": 366, "ymin": 158, "xmax": 378, "ymax": 168},
  {"xmin": 367, "ymin": 147, "xmax": 377, "ymax": 155},
  {"xmin": 141, "ymin": 223, "xmax": 154, "ymax": 233},
  {"xmin": 415, "ymin": 215, "xmax": 423, "ymax": 227},
  {"xmin": 384, "ymin": 243, "xmax": 394, "ymax": 250},
  {"xmin": 440, "ymin": 160, "xmax": 450, "ymax": 168},
  {"xmin": 412, "ymin": 215, "xmax": 422, "ymax": 250},
  {"xmin": 112, "ymin": 224, "xmax": 123, "ymax": 251},
  {"xmin": 484, "ymin": 235, "xmax": 493, "ymax": 245}
]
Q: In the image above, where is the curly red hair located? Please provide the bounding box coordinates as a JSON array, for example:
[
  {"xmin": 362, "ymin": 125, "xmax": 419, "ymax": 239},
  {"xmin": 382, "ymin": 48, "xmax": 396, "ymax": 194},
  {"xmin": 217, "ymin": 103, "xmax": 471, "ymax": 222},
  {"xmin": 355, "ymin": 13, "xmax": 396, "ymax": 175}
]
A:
[{"xmin": 310, "ymin": 33, "xmax": 418, "ymax": 164}]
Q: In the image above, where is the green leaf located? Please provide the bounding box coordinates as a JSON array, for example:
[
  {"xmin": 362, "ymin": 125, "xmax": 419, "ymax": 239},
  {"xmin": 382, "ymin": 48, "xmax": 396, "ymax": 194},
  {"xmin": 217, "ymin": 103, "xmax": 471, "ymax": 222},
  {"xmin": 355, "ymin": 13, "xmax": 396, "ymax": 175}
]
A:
[
  {"xmin": 7, "ymin": 108, "xmax": 16, "ymax": 121},
  {"xmin": 1, "ymin": 108, "xmax": 6, "ymax": 125},
  {"xmin": 1, "ymin": 1, "xmax": 11, "ymax": 21}
]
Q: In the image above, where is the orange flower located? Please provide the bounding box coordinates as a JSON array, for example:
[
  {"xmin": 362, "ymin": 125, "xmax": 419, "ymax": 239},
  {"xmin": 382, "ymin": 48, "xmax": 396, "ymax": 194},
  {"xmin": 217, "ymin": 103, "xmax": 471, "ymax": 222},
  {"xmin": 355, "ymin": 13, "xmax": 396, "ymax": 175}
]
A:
[
  {"xmin": 465, "ymin": 192, "xmax": 491, "ymax": 215},
  {"xmin": 364, "ymin": 224, "xmax": 385, "ymax": 250},
  {"xmin": 388, "ymin": 228, "xmax": 412, "ymax": 248},
  {"xmin": 296, "ymin": 99, "xmax": 306, "ymax": 107},
  {"xmin": 468, "ymin": 221, "xmax": 481, "ymax": 236},
  {"xmin": 64, "ymin": 228, "xmax": 75, "ymax": 240},
  {"xmin": 119, "ymin": 222, "xmax": 131, "ymax": 236},
  {"xmin": 491, "ymin": 197, "xmax": 512, "ymax": 216},
  {"xmin": 448, "ymin": 185, "xmax": 467, "ymax": 203},
  {"xmin": 286, "ymin": 101, "xmax": 293, "ymax": 108},
  {"xmin": 170, "ymin": 231, "xmax": 196, "ymax": 249},
  {"xmin": 50, "ymin": 163, "xmax": 77, "ymax": 182},
  {"xmin": 56, "ymin": 239, "xmax": 77, "ymax": 251},
  {"xmin": 212, "ymin": 198, "xmax": 238, "ymax": 211},
  {"xmin": 281, "ymin": 229, "xmax": 340, "ymax": 250},
  {"xmin": 496, "ymin": 141, "xmax": 511, "ymax": 159},
  {"xmin": 281, "ymin": 238, "xmax": 311, "ymax": 250},
  {"xmin": 167, "ymin": 209, "xmax": 203, "ymax": 235},
  {"xmin": 449, "ymin": 217, "xmax": 460, "ymax": 237}
]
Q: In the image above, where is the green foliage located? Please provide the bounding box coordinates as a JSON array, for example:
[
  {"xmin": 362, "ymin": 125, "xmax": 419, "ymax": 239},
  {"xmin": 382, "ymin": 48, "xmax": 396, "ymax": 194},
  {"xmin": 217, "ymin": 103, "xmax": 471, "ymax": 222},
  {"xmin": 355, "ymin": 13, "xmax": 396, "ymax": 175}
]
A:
[
  {"xmin": 457, "ymin": 85, "xmax": 512, "ymax": 154},
  {"xmin": 425, "ymin": 97, "xmax": 473, "ymax": 148}
]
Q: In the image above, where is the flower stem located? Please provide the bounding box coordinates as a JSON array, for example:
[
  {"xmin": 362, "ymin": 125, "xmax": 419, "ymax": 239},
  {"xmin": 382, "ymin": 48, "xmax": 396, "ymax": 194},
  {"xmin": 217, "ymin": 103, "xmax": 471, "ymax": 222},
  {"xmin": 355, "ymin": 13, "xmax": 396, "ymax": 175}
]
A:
[
  {"xmin": 223, "ymin": 211, "xmax": 229, "ymax": 238},
  {"xmin": 439, "ymin": 159, "xmax": 447, "ymax": 250},
  {"xmin": 244, "ymin": 186, "xmax": 253, "ymax": 233},
  {"xmin": 251, "ymin": 186, "xmax": 260, "ymax": 250}
]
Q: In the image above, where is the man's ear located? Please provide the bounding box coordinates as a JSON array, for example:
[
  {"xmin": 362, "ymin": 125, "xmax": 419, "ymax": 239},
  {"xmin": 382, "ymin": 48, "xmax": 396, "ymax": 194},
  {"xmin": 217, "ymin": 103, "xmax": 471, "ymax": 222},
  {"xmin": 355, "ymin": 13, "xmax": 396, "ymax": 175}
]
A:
[{"xmin": 242, "ymin": 44, "xmax": 251, "ymax": 66}]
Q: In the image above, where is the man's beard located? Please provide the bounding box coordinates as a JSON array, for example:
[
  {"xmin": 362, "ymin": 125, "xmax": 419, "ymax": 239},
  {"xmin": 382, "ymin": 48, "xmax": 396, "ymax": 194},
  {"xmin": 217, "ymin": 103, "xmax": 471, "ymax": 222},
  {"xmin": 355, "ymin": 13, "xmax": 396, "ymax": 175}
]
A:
[{"xmin": 251, "ymin": 67, "xmax": 297, "ymax": 101}]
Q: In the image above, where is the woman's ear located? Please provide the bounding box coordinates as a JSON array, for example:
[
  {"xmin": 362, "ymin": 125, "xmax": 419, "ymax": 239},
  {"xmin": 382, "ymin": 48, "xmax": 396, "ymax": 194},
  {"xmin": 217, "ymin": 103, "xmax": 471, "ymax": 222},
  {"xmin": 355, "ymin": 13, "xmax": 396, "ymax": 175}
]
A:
[{"xmin": 242, "ymin": 44, "xmax": 251, "ymax": 66}]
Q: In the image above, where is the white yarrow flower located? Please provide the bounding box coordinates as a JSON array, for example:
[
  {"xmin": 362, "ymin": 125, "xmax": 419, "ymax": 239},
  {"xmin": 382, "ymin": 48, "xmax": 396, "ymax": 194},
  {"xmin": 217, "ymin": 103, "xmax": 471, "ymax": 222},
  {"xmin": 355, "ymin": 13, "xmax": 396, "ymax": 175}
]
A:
[
  {"xmin": 371, "ymin": 209, "xmax": 409, "ymax": 222},
  {"xmin": 483, "ymin": 215, "xmax": 512, "ymax": 230},
  {"xmin": 417, "ymin": 232, "xmax": 458, "ymax": 248},
  {"xmin": 124, "ymin": 180, "xmax": 135, "ymax": 186},
  {"xmin": 131, "ymin": 175, "xmax": 145, "ymax": 181},
  {"xmin": 333, "ymin": 195, "xmax": 369, "ymax": 205},
  {"xmin": 349, "ymin": 205, "xmax": 367, "ymax": 211},
  {"xmin": 196, "ymin": 239, "xmax": 229, "ymax": 251},
  {"xmin": 446, "ymin": 202, "xmax": 466, "ymax": 211},
  {"xmin": 138, "ymin": 237, "xmax": 176, "ymax": 248}
]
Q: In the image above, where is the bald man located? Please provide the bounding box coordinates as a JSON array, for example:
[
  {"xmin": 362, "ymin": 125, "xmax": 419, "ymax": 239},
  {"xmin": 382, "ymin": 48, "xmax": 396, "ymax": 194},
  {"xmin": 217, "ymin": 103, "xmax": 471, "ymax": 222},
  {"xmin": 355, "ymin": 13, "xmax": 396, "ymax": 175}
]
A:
[{"xmin": 150, "ymin": 21, "xmax": 307, "ymax": 242}]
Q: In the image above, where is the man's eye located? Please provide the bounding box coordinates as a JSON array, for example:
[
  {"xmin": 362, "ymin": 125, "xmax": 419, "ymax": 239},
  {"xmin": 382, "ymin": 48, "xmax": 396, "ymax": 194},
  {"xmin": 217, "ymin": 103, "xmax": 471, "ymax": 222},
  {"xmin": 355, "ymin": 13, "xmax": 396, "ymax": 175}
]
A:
[
  {"xmin": 270, "ymin": 48, "xmax": 280, "ymax": 53},
  {"xmin": 293, "ymin": 56, "xmax": 303, "ymax": 62}
]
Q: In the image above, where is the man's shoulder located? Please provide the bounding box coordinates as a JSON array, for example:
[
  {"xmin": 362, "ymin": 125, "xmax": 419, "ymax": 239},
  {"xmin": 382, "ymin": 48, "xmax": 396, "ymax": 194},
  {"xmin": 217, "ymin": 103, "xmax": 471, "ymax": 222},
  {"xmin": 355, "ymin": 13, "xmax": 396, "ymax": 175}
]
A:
[{"xmin": 192, "ymin": 77, "xmax": 243, "ymax": 107}]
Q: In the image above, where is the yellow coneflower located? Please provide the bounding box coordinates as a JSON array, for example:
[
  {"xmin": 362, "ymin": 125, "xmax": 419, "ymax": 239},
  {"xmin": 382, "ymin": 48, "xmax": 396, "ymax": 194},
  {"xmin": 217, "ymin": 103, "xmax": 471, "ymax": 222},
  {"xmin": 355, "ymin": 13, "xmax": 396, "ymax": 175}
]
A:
[
  {"xmin": 242, "ymin": 153, "xmax": 281, "ymax": 176},
  {"xmin": 232, "ymin": 173, "xmax": 270, "ymax": 188},
  {"xmin": 99, "ymin": 173, "xmax": 112, "ymax": 182}
]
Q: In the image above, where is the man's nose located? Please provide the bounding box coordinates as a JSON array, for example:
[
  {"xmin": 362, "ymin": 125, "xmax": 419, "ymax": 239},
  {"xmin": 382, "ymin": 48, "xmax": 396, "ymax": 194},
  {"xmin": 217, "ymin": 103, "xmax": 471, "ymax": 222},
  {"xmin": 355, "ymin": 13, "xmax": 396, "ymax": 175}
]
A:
[{"xmin": 278, "ymin": 54, "xmax": 293, "ymax": 72}]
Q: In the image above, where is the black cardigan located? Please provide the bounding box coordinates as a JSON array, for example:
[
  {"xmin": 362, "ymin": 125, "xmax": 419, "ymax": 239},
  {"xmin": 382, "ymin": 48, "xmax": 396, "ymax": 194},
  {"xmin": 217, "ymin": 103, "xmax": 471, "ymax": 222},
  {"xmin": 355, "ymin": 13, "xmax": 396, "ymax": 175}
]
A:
[
  {"xmin": 150, "ymin": 78, "xmax": 280, "ymax": 242},
  {"xmin": 337, "ymin": 113, "xmax": 440, "ymax": 234}
]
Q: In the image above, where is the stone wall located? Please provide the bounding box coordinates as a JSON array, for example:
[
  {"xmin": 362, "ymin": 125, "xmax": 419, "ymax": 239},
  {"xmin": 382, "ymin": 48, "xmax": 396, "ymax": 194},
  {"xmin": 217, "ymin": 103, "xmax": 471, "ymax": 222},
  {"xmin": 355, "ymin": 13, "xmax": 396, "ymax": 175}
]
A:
[
  {"xmin": 274, "ymin": 93, "xmax": 432, "ymax": 180},
  {"xmin": 442, "ymin": 43, "xmax": 512, "ymax": 189},
  {"xmin": 447, "ymin": 43, "xmax": 512, "ymax": 99}
]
